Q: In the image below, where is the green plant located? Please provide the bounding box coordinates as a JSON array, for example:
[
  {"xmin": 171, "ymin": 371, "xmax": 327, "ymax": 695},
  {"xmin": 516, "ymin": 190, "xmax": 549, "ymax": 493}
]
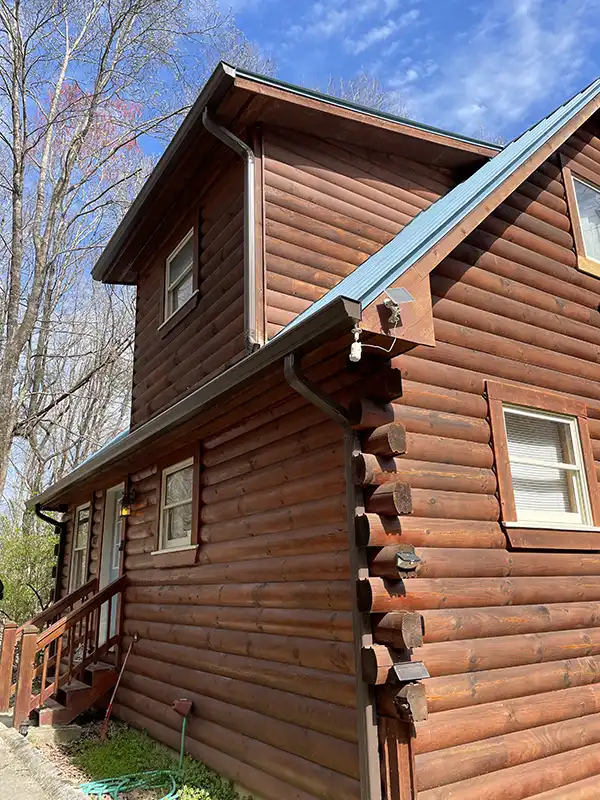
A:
[{"xmin": 71, "ymin": 724, "xmax": 250, "ymax": 800}]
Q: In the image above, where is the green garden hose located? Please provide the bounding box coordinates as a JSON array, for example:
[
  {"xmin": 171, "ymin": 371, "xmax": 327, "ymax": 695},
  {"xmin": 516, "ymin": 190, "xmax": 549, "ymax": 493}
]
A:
[{"xmin": 79, "ymin": 716, "xmax": 188, "ymax": 800}]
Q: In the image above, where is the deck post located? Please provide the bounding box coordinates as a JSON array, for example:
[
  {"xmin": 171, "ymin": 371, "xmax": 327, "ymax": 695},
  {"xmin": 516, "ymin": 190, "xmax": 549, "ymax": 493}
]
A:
[
  {"xmin": 13, "ymin": 625, "xmax": 39, "ymax": 729},
  {"xmin": 0, "ymin": 622, "xmax": 18, "ymax": 713}
]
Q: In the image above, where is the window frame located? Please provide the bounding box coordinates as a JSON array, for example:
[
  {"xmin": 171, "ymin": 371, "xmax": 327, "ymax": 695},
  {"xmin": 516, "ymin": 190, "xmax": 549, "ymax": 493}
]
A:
[
  {"xmin": 69, "ymin": 502, "xmax": 91, "ymax": 592},
  {"xmin": 158, "ymin": 221, "xmax": 201, "ymax": 336},
  {"xmin": 164, "ymin": 228, "xmax": 195, "ymax": 321},
  {"xmin": 487, "ymin": 381, "xmax": 600, "ymax": 549},
  {"xmin": 158, "ymin": 457, "xmax": 194, "ymax": 551},
  {"xmin": 562, "ymin": 156, "xmax": 600, "ymax": 278},
  {"xmin": 152, "ymin": 445, "xmax": 201, "ymax": 567}
]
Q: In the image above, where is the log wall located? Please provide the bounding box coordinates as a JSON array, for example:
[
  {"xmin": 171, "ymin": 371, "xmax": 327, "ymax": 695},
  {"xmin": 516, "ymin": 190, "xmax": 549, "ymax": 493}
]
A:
[
  {"xmin": 362, "ymin": 119, "xmax": 600, "ymax": 798},
  {"xmin": 114, "ymin": 351, "xmax": 365, "ymax": 800},
  {"xmin": 262, "ymin": 129, "xmax": 454, "ymax": 337},
  {"xmin": 130, "ymin": 163, "xmax": 246, "ymax": 427}
]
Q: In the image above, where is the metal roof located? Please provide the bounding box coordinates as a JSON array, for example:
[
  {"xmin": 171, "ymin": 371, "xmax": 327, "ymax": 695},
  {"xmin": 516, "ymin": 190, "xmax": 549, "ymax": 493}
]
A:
[
  {"xmin": 282, "ymin": 77, "xmax": 600, "ymax": 333},
  {"xmin": 233, "ymin": 66, "xmax": 501, "ymax": 152}
]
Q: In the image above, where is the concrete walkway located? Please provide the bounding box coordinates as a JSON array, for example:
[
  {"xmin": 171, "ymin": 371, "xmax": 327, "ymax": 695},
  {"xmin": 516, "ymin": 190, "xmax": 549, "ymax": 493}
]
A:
[
  {"xmin": 0, "ymin": 724, "xmax": 85, "ymax": 800},
  {"xmin": 0, "ymin": 733, "xmax": 53, "ymax": 799}
]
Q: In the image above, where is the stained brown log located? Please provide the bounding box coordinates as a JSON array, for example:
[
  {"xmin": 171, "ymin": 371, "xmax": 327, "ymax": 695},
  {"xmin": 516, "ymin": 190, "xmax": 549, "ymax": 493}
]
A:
[
  {"xmin": 415, "ymin": 627, "xmax": 600, "ymax": 677},
  {"xmin": 395, "ymin": 379, "xmax": 489, "ymax": 419},
  {"xmin": 373, "ymin": 612, "xmax": 425, "ymax": 649},
  {"xmin": 414, "ymin": 682, "xmax": 600, "ymax": 755},
  {"xmin": 122, "ymin": 619, "xmax": 354, "ymax": 675},
  {"xmin": 410, "ymin": 489, "xmax": 500, "ymax": 520},
  {"xmin": 524, "ymin": 773, "xmax": 600, "ymax": 799},
  {"xmin": 348, "ymin": 398, "xmax": 394, "ymax": 429},
  {"xmin": 361, "ymin": 644, "xmax": 397, "ymax": 685},
  {"xmin": 361, "ymin": 423, "xmax": 406, "ymax": 456},
  {"xmin": 365, "ymin": 482, "xmax": 412, "ymax": 515},
  {"xmin": 391, "ymin": 405, "xmax": 490, "ymax": 443},
  {"xmin": 415, "ymin": 712, "xmax": 600, "ymax": 792},
  {"xmin": 354, "ymin": 513, "xmax": 505, "ymax": 549},
  {"xmin": 403, "ymin": 432, "xmax": 493, "ymax": 469},
  {"xmin": 114, "ymin": 704, "xmax": 320, "ymax": 800},
  {"xmin": 417, "ymin": 741, "xmax": 600, "ymax": 800},
  {"xmin": 420, "ymin": 602, "xmax": 600, "ymax": 644},
  {"xmin": 424, "ymin": 655, "xmax": 600, "ymax": 714},
  {"xmin": 115, "ymin": 687, "xmax": 358, "ymax": 800},
  {"xmin": 118, "ymin": 672, "xmax": 358, "ymax": 780},
  {"xmin": 358, "ymin": 576, "xmax": 600, "ymax": 613},
  {"xmin": 353, "ymin": 454, "xmax": 496, "ymax": 494}
]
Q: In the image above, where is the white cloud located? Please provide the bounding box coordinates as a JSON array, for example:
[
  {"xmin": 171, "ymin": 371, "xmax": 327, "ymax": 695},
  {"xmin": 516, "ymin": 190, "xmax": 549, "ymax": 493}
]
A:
[{"xmin": 401, "ymin": 0, "xmax": 600, "ymax": 136}]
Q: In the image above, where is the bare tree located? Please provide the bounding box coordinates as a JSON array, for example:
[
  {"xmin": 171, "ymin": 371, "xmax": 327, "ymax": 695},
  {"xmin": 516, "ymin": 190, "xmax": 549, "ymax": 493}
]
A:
[
  {"xmin": 0, "ymin": 0, "xmax": 273, "ymax": 497},
  {"xmin": 325, "ymin": 73, "xmax": 409, "ymax": 117}
]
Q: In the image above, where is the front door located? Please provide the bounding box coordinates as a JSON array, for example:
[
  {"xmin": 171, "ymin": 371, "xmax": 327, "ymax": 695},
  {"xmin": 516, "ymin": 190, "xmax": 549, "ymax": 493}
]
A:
[{"xmin": 100, "ymin": 485, "xmax": 124, "ymax": 641}]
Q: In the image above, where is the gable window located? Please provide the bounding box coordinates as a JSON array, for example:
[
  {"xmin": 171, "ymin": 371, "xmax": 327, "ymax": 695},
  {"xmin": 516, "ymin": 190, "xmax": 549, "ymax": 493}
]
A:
[
  {"xmin": 562, "ymin": 158, "xmax": 600, "ymax": 277},
  {"xmin": 70, "ymin": 504, "xmax": 90, "ymax": 591},
  {"xmin": 572, "ymin": 177, "xmax": 600, "ymax": 263},
  {"xmin": 165, "ymin": 230, "xmax": 194, "ymax": 320},
  {"xmin": 159, "ymin": 458, "xmax": 194, "ymax": 550},
  {"xmin": 487, "ymin": 381, "xmax": 600, "ymax": 549}
]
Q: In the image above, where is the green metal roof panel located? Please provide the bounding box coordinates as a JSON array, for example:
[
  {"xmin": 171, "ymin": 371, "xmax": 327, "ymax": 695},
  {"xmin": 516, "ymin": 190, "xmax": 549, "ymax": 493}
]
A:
[{"xmin": 281, "ymin": 77, "xmax": 600, "ymax": 333}]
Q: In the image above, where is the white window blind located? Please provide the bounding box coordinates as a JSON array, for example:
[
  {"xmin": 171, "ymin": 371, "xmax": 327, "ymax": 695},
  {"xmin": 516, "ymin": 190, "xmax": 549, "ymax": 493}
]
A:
[
  {"xmin": 573, "ymin": 177, "xmax": 600, "ymax": 263},
  {"xmin": 503, "ymin": 406, "xmax": 591, "ymax": 526}
]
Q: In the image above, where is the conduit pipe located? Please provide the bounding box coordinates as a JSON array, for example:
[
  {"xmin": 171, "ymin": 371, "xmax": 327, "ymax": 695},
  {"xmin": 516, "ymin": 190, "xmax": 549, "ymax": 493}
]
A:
[
  {"xmin": 201, "ymin": 108, "xmax": 261, "ymax": 350},
  {"xmin": 284, "ymin": 352, "xmax": 383, "ymax": 800}
]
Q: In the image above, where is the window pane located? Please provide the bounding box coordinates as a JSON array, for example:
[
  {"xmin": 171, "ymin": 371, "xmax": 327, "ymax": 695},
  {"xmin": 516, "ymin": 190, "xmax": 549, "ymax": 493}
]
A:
[
  {"xmin": 510, "ymin": 461, "xmax": 577, "ymax": 516},
  {"xmin": 168, "ymin": 237, "xmax": 193, "ymax": 285},
  {"xmin": 165, "ymin": 465, "xmax": 193, "ymax": 505},
  {"xmin": 72, "ymin": 549, "xmax": 85, "ymax": 589},
  {"xmin": 504, "ymin": 412, "xmax": 574, "ymax": 465},
  {"xmin": 163, "ymin": 503, "xmax": 192, "ymax": 543},
  {"xmin": 574, "ymin": 178, "xmax": 600, "ymax": 262},
  {"xmin": 169, "ymin": 272, "xmax": 193, "ymax": 314},
  {"xmin": 75, "ymin": 516, "xmax": 89, "ymax": 550}
]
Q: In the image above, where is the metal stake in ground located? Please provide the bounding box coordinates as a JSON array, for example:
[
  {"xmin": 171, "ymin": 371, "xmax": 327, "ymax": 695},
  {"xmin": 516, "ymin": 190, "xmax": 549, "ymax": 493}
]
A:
[{"xmin": 99, "ymin": 634, "xmax": 138, "ymax": 742}]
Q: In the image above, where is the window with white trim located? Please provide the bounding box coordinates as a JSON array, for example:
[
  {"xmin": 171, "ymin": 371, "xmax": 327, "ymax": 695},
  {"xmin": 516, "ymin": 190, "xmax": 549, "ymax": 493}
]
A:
[
  {"xmin": 70, "ymin": 504, "xmax": 90, "ymax": 591},
  {"xmin": 572, "ymin": 176, "xmax": 600, "ymax": 264},
  {"xmin": 159, "ymin": 458, "xmax": 194, "ymax": 550},
  {"xmin": 503, "ymin": 405, "xmax": 593, "ymax": 526},
  {"xmin": 165, "ymin": 230, "xmax": 194, "ymax": 320}
]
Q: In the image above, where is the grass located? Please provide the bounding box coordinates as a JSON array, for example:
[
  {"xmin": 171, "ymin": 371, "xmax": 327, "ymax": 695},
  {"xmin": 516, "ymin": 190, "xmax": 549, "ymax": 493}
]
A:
[{"xmin": 69, "ymin": 723, "xmax": 250, "ymax": 800}]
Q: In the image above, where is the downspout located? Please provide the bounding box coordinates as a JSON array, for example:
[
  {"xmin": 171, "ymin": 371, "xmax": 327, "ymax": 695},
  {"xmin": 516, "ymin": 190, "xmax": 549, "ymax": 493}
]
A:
[
  {"xmin": 284, "ymin": 352, "xmax": 383, "ymax": 800},
  {"xmin": 34, "ymin": 503, "xmax": 67, "ymax": 605},
  {"xmin": 201, "ymin": 108, "xmax": 261, "ymax": 351}
]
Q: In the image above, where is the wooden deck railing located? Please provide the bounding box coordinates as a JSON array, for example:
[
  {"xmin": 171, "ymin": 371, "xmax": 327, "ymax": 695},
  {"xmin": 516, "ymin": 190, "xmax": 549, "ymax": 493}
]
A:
[
  {"xmin": 0, "ymin": 578, "xmax": 99, "ymax": 714},
  {"xmin": 1, "ymin": 576, "xmax": 125, "ymax": 727}
]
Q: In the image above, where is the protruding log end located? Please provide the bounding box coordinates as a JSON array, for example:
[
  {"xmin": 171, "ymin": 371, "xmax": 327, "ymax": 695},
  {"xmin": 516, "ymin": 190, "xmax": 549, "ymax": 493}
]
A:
[
  {"xmin": 370, "ymin": 545, "xmax": 421, "ymax": 579},
  {"xmin": 393, "ymin": 683, "xmax": 428, "ymax": 723},
  {"xmin": 355, "ymin": 512, "xmax": 402, "ymax": 547},
  {"xmin": 374, "ymin": 612, "xmax": 425, "ymax": 650},
  {"xmin": 362, "ymin": 422, "xmax": 407, "ymax": 456},
  {"xmin": 352, "ymin": 453, "xmax": 397, "ymax": 486},
  {"xmin": 362, "ymin": 644, "xmax": 396, "ymax": 685},
  {"xmin": 367, "ymin": 482, "xmax": 413, "ymax": 516},
  {"xmin": 348, "ymin": 398, "xmax": 394, "ymax": 429},
  {"xmin": 357, "ymin": 578, "xmax": 374, "ymax": 612}
]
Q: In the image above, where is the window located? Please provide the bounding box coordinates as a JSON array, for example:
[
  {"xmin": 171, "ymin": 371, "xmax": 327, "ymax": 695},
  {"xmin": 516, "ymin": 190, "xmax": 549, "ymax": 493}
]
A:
[
  {"xmin": 487, "ymin": 381, "xmax": 600, "ymax": 548},
  {"xmin": 503, "ymin": 406, "xmax": 591, "ymax": 525},
  {"xmin": 562, "ymin": 158, "xmax": 600, "ymax": 278},
  {"xmin": 165, "ymin": 230, "xmax": 194, "ymax": 320},
  {"xmin": 159, "ymin": 458, "xmax": 194, "ymax": 550},
  {"xmin": 70, "ymin": 504, "xmax": 90, "ymax": 591}
]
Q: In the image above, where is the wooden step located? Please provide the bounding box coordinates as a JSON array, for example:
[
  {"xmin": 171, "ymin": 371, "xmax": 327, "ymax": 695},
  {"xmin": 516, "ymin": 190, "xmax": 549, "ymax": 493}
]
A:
[{"xmin": 38, "ymin": 668, "xmax": 118, "ymax": 726}]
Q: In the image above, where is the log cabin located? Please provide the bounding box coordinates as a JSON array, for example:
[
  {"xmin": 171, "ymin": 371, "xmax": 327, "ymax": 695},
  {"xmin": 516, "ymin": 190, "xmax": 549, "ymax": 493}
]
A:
[{"xmin": 2, "ymin": 62, "xmax": 600, "ymax": 799}]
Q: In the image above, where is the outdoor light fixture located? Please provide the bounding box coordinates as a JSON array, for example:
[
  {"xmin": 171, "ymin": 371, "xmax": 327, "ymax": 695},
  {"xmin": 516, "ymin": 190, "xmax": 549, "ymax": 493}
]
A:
[
  {"xmin": 120, "ymin": 485, "xmax": 136, "ymax": 517},
  {"xmin": 383, "ymin": 287, "xmax": 415, "ymax": 326}
]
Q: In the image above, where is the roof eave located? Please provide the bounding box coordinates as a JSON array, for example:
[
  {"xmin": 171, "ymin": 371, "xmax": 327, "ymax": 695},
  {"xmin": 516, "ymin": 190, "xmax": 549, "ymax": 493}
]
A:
[{"xmin": 28, "ymin": 295, "xmax": 361, "ymax": 510}]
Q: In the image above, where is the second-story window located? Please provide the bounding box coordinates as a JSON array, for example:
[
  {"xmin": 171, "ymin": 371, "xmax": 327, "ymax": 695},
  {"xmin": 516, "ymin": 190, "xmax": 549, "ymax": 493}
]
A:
[{"xmin": 165, "ymin": 229, "xmax": 194, "ymax": 320}]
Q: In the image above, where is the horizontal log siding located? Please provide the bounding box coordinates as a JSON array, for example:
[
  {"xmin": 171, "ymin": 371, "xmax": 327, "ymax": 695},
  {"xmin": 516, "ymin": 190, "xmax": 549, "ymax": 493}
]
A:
[
  {"xmin": 262, "ymin": 129, "xmax": 454, "ymax": 336},
  {"xmin": 57, "ymin": 509, "xmax": 74, "ymax": 599},
  {"xmin": 118, "ymin": 373, "xmax": 360, "ymax": 800},
  {"xmin": 130, "ymin": 165, "xmax": 246, "ymax": 427},
  {"xmin": 370, "ymin": 123, "xmax": 600, "ymax": 798},
  {"xmin": 88, "ymin": 490, "xmax": 104, "ymax": 581}
]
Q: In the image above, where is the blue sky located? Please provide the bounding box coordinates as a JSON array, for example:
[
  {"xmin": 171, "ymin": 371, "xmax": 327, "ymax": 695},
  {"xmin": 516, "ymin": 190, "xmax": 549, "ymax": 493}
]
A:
[{"xmin": 231, "ymin": 0, "xmax": 600, "ymax": 142}]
